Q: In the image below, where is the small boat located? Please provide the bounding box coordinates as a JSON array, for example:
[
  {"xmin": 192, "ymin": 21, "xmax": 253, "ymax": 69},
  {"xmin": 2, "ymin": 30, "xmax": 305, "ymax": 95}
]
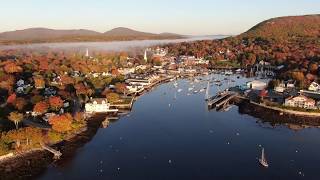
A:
[
  {"xmin": 259, "ymin": 148, "xmax": 269, "ymax": 168},
  {"xmin": 188, "ymin": 87, "xmax": 194, "ymax": 91},
  {"xmin": 173, "ymin": 81, "xmax": 178, "ymax": 88},
  {"xmin": 225, "ymin": 71, "xmax": 233, "ymax": 75},
  {"xmin": 178, "ymin": 89, "xmax": 183, "ymax": 93},
  {"xmin": 193, "ymin": 90, "xmax": 198, "ymax": 94},
  {"xmin": 199, "ymin": 89, "xmax": 205, "ymax": 92}
]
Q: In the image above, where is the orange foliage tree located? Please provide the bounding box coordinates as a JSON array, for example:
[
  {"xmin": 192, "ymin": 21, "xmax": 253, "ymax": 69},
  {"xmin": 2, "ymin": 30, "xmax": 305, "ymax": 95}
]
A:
[
  {"xmin": 49, "ymin": 113, "xmax": 73, "ymax": 133},
  {"xmin": 33, "ymin": 76, "xmax": 45, "ymax": 89},
  {"xmin": 4, "ymin": 62, "xmax": 22, "ymax": 74},
  {"xmin": 48, "ymin": 96, "xmax": 64, "ymax": 111},
  {"xmin": 33, "ymin": 101, "xmax": 49, "ymax": 115}
]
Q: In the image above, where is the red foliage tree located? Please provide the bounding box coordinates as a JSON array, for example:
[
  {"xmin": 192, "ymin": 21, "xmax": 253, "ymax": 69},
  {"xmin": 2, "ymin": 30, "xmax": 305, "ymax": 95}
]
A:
[{"xmin": 7, "ymin": 93, "xmax": 17, "ymax": 104}]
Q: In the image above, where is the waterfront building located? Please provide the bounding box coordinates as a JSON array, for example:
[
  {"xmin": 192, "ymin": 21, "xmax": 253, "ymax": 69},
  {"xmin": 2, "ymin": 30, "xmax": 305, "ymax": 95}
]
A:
[
  {"xmin": 85, "ymin": 98, "xmax": 118, "ymax": 113},
  {"xmin": 308, "ymin": 82, "xmax": 320, "ymax": 92},
  {"xmin": 284, "ymin": 95, "xmax": 316, "ymax": 109},
  {"xmin": 246, "ymin": 80, "xmax": 267, "ymax": 90},
  {"xmin": 127, "ymin": 85, "xmax": 144, "ymax": 93}
]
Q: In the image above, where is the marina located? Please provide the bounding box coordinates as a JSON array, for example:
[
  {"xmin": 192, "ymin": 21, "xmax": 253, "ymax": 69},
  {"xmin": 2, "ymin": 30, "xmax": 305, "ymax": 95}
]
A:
[{"xmin": 37, "ymin": 74, "xmax": 320, "ymax": 180}]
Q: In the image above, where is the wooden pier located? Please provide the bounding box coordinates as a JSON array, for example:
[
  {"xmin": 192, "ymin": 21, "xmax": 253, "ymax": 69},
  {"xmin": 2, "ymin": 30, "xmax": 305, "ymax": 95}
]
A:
[
  {"xmin": 40, "ymin": 143, "xmax": 62, "ymax": 159},
  {"xmin": 207, "ymin": 92, "xmax": 238, "ymax": 110}
]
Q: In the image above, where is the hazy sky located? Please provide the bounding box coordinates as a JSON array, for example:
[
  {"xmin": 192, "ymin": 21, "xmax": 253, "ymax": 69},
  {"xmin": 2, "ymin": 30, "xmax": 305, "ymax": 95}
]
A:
[{"xmin": 1, "ymin": 0, "xmax": 319, "ymax": 35}]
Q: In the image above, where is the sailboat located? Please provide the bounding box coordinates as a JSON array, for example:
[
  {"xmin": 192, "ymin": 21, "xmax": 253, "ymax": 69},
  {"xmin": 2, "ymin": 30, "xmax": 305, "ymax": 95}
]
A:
[{"xmin": 259, "ymin": 148, "xmax": 269, "ymax": 168}]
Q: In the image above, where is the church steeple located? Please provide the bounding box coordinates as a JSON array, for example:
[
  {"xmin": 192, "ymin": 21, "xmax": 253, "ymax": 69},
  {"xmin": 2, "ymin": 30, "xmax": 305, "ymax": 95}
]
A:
[
  {"xmin": 85, "ymin": 48, "xmax": 89, "ymax": 57},
  {"xmin": 144, "ymin": 49, "xmax": 148, "ymax": 62}
]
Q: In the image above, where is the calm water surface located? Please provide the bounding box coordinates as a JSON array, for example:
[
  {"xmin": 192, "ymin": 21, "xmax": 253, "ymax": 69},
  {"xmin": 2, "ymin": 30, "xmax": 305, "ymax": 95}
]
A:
[{"xmin": 39, "ymin": 75, "xmax": 320, "ymax": 180}]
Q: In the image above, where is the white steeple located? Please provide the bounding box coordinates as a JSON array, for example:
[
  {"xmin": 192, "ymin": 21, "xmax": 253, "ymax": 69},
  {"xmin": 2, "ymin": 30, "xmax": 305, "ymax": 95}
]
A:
[
  {"xmin": 144, "ymin": 50, "xmax": 148, "ymax": 62},
  {"xmin": 85, "ymin": 48, "xmax": 89, "ymax": 57}
]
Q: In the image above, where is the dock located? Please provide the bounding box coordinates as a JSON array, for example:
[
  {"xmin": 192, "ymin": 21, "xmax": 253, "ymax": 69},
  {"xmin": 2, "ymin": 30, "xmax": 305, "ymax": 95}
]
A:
[
  {"xmin": 207, "ymin": 91, "xmax": 238, "ymax": 110},
  {"xmin": 40, "ymin": 143, "xmax": 62, "ymax": 159}
]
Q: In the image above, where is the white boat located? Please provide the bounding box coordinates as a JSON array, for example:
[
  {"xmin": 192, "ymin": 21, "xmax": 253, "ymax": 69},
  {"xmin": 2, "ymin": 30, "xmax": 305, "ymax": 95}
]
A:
[
  {"xmin": 173, "ymin": 81, "xmax": 178, "ymax": 88},
  {"xmin": 199, "ymin": 89, "xmax": 205, "ymax": 92},
  {"xmin": 188, "ymin": 87, "xmax": 194, "ymax": 91},
  {"xmin": 259, "ymin": 148, "xmax": 269, "ymax": 168},
  {"xmin": 178, "ymin": 89, "xmax": 183, "ymax": 93},
  {"xmin": 225, "ymin": 70, "xmax": 233, "ymax": 75}
]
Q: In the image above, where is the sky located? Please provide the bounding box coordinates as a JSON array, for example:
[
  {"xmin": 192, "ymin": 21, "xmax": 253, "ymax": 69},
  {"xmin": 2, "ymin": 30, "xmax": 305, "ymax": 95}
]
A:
[{"xmin": 0, "ymin": 0, "xmax": 319, "ymax": 35}]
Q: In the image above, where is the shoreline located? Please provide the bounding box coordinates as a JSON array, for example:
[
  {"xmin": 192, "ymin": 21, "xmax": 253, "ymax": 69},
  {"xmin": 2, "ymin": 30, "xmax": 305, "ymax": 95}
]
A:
[
  {"xmin": 2, "ymin": 74, "xmax": 319, "ymax": 179},
  {"xmin": 234, "ymin": 97, "xmax": 320, "ymax": 126},
  {"xmin": 0, "ymin": 75, "xmax": 174, "ymax": 180},
  {"xmin": 0, "ymin": 113, "xmax": 108, "ymax": 180}
]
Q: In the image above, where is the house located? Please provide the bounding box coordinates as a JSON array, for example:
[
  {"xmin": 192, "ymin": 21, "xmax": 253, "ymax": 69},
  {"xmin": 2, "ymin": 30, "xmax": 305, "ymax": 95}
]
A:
[
  {"xmin": 16, "ymin": 79, "xmax": 25, "ymax": 87},
  {"xmin": 274, "ymin": 84, "xmax": 286, "ymax": 93},
  {"xmin": 246, "ymin": 80, "xmax": 267, "ymax": 90},
  {"xmin": 85, "ymin": 98, "xmax": 118, "ymax": 114},
  {"xmin": 308, "ymin": 82, "xmax": 320, "ymax": 92},
  {"xmin": 127, "ymin": 85, "xmax": 144, "ymax": 93},
  {"xmin": 126, "ymin": 75, "xmax": 160, "ymax": 87},
  {"xmin": 284, "ymin": 95, "xmax": 316, "ymax": 109}
]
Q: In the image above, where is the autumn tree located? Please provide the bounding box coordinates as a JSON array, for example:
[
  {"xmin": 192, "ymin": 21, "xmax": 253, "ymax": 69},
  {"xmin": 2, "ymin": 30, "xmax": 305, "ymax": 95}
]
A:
[
  {"xmin": 6, "ymin": 93, "xmax": 17, "ymax": 104},
  {"xmin": 48, "ymin": 96, "xmax": 64, "ymax": 111},
  {"xmin": 49, "ymin": 113, "xmax": 73, "ymax": 133},
  {"xmin": 106, "ymin": 93, "xmax": 120, "ymax": 103},
  {"xmin": 14, "ymin": 97, "xmax": 27, "ymax": 111},
  {"xmin": 115, "ymin": 83, "xmax": 127, "ymax": 95},
  {"xmin": 34, "ymin": 76, "xmax": 45, "ymax": 89},
  {"xmin": 4, "ymin": 62, "xmax": 22, "ymax": 74},
  {"xmin": 33, "ymin": 101, "xmax": 49, "ymax": 115},
  {"xmin": 8, "ymin": 112, "xmax": 24, "ymax": 129}
]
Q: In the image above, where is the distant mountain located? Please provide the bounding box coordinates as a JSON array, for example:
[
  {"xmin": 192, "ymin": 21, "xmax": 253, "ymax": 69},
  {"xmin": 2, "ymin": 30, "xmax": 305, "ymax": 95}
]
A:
[
  {"xmin": 240, "ymin": 14, "xmax": 320, "ymax": 41},
  {"xmin": 0, "ymin": 27, "xmax": 183, "ymax": 44},
  {"xmin": 104, "ymin": 27, "xmax": 156, "ymax": 37},
  {"xmin": 0, "ymin": 28, "xmax": 100, "ymax": 41}
]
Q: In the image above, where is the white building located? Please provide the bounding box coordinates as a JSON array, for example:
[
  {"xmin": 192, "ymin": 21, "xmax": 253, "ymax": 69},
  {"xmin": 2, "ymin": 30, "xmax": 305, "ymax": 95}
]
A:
[
  {"xmin": 85, "ymin": 98, "xmax": 118, "ymax": 114},
  {"xmin": 284, "ymin": 95, "xmax": 316, "ymax": 109},
  {"xmin": 308, "ymin": 82, "xmax": 320, "ymax": 92},
  {"xmin": 127, "ymin": 85, "xmax": 144, "ymax": 93},
  {"xmin": 246, "ymin": 80, "xmax": 267, "ymax": 90}
]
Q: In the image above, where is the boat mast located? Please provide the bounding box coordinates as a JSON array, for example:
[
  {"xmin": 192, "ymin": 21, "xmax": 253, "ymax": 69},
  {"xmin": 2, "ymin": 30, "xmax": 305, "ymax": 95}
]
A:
[{"xmin": 205, "ymin": 81, "xmax": 210, "ymax": 100}]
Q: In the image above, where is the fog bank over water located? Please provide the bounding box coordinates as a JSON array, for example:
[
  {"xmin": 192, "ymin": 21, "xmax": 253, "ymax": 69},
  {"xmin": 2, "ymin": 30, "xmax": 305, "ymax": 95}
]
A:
[{"xmin": 0, "ymin": 35, "xmax": 227, "ymax": 52}]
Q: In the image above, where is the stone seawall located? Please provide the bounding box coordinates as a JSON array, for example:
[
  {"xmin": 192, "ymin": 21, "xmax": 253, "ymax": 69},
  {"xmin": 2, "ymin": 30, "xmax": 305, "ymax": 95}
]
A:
[{"xmin": 234, "ymin": 97, "xmax": 320, "ymax": 126}]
